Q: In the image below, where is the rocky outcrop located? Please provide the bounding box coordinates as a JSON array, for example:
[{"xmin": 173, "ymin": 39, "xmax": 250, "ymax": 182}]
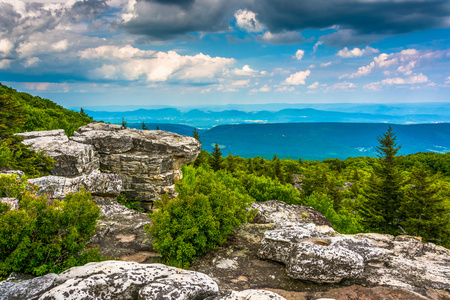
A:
[
  {"xmin": 0, "ymin": 261, "xmax": 285, "ymax": 300},
  {"xmin": 0, "ymin": 198, "xmax": 19, "ymax": 210},
  {"xmin": 72, "ymin": 123, "xmax": 201, "ymax": 209},
  {"xmin": 191, "ymin": 200, "xmax": 450, "ymax": 300},
  {"xmin": 18, "ymin": 129, "xmax": 99, "ymax": 177},
  {"xmin": 88, "ymin": 197, "xmax": 158, "ymax": 262},
  {"xmin": 29, "ymin": 170, "xmax": 122, "ymax": 199},
  {"xmin": 19, "ymin": 124, "xmax": 201, "ymax": 209}
]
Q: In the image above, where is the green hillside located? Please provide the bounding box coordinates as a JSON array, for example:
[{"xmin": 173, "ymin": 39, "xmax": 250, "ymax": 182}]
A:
[{"xmin": 0, "ymin": 83, "xmax": 94, "ymax": 136}]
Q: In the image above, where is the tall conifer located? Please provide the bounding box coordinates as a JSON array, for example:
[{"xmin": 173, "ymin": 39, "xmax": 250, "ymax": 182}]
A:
[{"xmin": 360, "ymin": 126, "xmax": 404, "ymax": 235}]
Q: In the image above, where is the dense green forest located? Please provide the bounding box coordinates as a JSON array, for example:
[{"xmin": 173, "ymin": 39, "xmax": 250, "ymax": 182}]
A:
[{"xmin": 149, "ymin": 129, "xmax": 450, "ymax": 267}]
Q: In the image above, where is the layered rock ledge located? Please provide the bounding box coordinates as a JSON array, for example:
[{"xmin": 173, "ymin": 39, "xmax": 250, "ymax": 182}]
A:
[{"xmin": 18, "ymin": 123, "xmax": 201, "ymax": 209}]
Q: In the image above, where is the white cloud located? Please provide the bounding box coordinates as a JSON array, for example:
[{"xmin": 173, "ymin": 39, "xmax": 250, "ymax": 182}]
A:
[
  {"xmin": 232, "ymin": 79, "xmax": 250, "ymax": 86},
  {"xmin": 235, "ymin": 9, "xmax": 264, "ymax": 33},
  {"xmin": 276, "ymin": 86, "xmax": 295, "ymax": 92},
  {"xmin": 294, "ymin": 49, "xmax": 304, "ymax": 61},
  {"xmin": 374, "ymin": 53, "xmax": 398, "ymax": 68},
  {"xmin": 23, "ymin": 57, "xmax": 41, "ymax": 67},
  {"xmin": 382, "ymin": 73, "xmax": 428, "ymax": 85},
  {"xmin": 259, "ymin": 31, "xmax": 305, "ymax": 44},
  {"xmin": 327, "ymin": 81, "xmax": 356, "ymax": 91},
  {"xmin": 313, "ymin": 41, "xmax": 323, "ymax": 54},
  {"xmin": 0, "ymin": 59, "xmax": 11, "ymax": 69},
  {"xmin": 227, "ymin": 65, "xmax": 259, "ymax": 77},
  {"xmin": 320, "ymin": 61, "xmax": 333, "ymax": 68},
  {"xmin": 445, "ymin": 76, "xmax": 450, "ymax": 84},
  {"xmin": 364, "ymin": 73, "xmax": 429, "ymax": 90},
  {"xmin": 250, "ymin": 85, "xmax": 271, "ymax": 93},
  {"xmin": 0, "ymin": 39, "xmax": 14, "ymax": 58},
  {"xmin": 308, "ymin": 81, "xmax": 319, "ymax": 89},
  {"xmin": 79, "ymin": 45, "xmax": 236, "ymax": 82},
  {"xmin": 284, "ymin": 70, "xmax": 310, "ymax": 85},
  {"xmin": 337, "ymin": 46, "xmax": 379, "ymax": 58}
]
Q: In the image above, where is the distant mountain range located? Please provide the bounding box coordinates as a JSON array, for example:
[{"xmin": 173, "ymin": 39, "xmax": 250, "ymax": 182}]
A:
[
  {"xmin": 126, "ymin": 122, "xmax": 450, "ymax": 161},
  {"xmin": 85, "ymin": 106, "xmax": 450, "ymax": 129}
]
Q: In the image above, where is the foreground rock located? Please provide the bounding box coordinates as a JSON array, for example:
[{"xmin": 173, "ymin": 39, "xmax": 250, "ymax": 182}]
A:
[
  {"xmin": 19, "ymin": 124, "xmax": 201, "ymax": 210},
  {"xmin": 29, "ymin": 170, "xmax": 122, "ymax": 199},
  {"xmin": 88, "ymin": 197, "xmax": 158, "ymax": 262},
  {"xmin": 191, "ymin": 200, "xmax": 450, "ymax": 300},
  {"xmin": 18, "ymin": 129, "xmax": 99, "ymax": 177},
  {"xmin": 0, "ymin": 261, "xmax": 285, "ymax": 300}
]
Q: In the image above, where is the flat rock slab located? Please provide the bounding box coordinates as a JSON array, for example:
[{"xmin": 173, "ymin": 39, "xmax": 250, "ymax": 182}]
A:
[{"xmin": 0, "ymin": 261, "xmax": 285, "ymax": 300}]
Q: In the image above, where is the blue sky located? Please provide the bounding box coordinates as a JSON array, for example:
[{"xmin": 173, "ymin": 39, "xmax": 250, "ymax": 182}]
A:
[{"xmin": 0, "ymin": 0, "xmax": 449, "ymax": 108}]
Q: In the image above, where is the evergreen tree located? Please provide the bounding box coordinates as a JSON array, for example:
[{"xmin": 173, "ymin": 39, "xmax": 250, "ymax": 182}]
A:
[
  {"xmin": 400, "ymin": 168, "xmax": 449, "ymax": 246},
  {"xmin": 0, "ymin": 95, "xmax": 26, "ymax": 139},
  {"xmin": 142, "ymin": 121, "xmax": 148, "ymax": 130},
  {"xmin": 156, "ymin": 125, "xmax": 159, "ymax": 130},
  {"xmin": 192, "ymin": 128, "xmax": 201, "ymax": 142},
  {"xmin": 121, "ymin": 117, "xmax": 127, "ymax": 128},
  {"xmin": 360, "ymin": 126, "xmax": 404, "ymax": 235},
  {"xmin": 226, "ymin": 152, "xmax": 236, "ymax": 173},
  {"xmin": 210, "ymin": 143, "xmax": 222, "ymax": 171}
]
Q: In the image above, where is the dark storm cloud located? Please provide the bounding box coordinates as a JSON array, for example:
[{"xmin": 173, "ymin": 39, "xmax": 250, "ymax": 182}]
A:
[
  {"xmin": 121, "ymin": 0, "xmax": 243, "ymax": 40},
  {"xmin": 68, "ymin": 0, "xmax": 109, "ymax": 22},
  {"xmin": 251, "ymin": 0, "xmax": 450, "ymax": 35},
  {"xmin": 121, "ymin": 0, "xmax": 450, "ymax": 44}
]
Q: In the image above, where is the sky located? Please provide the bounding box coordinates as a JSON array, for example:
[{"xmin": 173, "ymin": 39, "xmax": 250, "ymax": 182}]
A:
[{"xmin": 0, "ymin": 0, "xmax": 449, "ymax": 108}]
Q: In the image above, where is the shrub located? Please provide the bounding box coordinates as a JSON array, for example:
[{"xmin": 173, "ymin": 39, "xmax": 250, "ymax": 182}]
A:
[
  {"xmin": 0, "ymin": 188, "xmax": 102, "ymax": 278},
  {"xmin": 147, "ymin": 165, "xmax": 254, "ymax": 268},
  {"xmin": 0, "ymin": 174, "xmax": 38, "ymax": 200},
  {"xmin": 304, "ymin": 192, "xmax": 364, "ymax": 234}
]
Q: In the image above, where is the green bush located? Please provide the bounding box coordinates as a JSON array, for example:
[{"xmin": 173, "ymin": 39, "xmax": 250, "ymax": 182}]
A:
[
  {"xmin": 304, "ymin": 192, "xmax": 364, "ymax": 234},
  {"xmin": 0, "ymin": 187, "xmax": 102, "ymax": 278},
  {"xmin": 0, "ymin": 174, "xmax": 38, "ymax": 200},
  {"xmin": 147, "ymin": 165, "xmax": 254, "ymax": 268}
]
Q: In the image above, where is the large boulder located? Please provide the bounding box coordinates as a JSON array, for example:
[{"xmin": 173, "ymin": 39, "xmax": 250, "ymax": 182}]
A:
[
  {"xmin": 71, "ymin": 123, "xmax": 201, "ymax": 209},
  {"xmin": 0, "ymin": 261, "xmax": 285, "ymax": 300},
  {"xmin": 191, "ymin": 200, "xmax": 450, "ymax": 299},
  {"xmin": 29, "ymin": 170, "xmax": 122, "ymax": 199},
  {"xmin": 17, "ymin": 129, "xmax": 99, "ymax": 177}
]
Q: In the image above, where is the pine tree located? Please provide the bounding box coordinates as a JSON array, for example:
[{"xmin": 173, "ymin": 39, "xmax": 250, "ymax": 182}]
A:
[
  {"xmin": 210, "ymin": 143, "xmax": 222, "ymax": 171},
  {"xmin": 400, "ymin": 168, "xmax": 449, "ymax": 246},
  {"xmin": 192, "ymin": 128, "xmax": 201, "ymax": 142},
  {"xmin": 121, "ymin": 117, "xmax": 127, "ymax": 128},
  {"xmin": 0, "ymin": 95, "xmax": 26, "ymax": 139},
  {"xmin": 142, "ymin": 121, "xmax": 148, "ymax": 130},
  {"xmin": 360, "ymin": 126, "xmax": 404, "ymax": 235},
  {"xmin": 156, "ymin": 125, "xmax": 159, "ymax": 130}
]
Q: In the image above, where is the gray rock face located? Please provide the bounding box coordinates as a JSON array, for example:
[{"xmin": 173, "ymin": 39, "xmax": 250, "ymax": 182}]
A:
[
  {"xmin": 29, "ymin": 170, "xmax": 122, "ymax": 199},
  {"xmin": 88, "ymin": 197, "xmax": 157, "ymax": 262},
  {"xmin": 72, "ymin": 123, "xmax": 201, "ymax": 209},
  {"xmin": 18, "ymin": 129, "xmax": 99, "ymax": 177},
  {"xmin": 1, "ymin": 261, "xmax": 279, "ymax": 300},
  {"xmin": 19, "ymin": 124, "xmax": 200, "ymax": 208},
  {"xmin": 191, "ymin": 200, "xmax": 450, "ymax": 299},
  {"xmin": 215, "ymin": 289, "xmax": 287, "ymax": 300},
  {"xmin": 0, "ymin": 273, "xmax": 59, "ymax": 300},
  {"xmin": 257, "ymin": 213, "xmax": 450, "ymax": 291},
  {"xmin": 0, "ymin": 198, "xmax": 19, "ymax": 210}
]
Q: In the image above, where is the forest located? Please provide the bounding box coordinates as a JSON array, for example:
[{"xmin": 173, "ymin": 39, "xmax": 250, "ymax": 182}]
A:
[{"xmin": 0, "ymin": 83, "xmax": 449, "ymax": 276}]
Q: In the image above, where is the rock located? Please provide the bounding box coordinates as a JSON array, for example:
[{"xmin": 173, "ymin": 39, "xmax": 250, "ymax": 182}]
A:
[
  {"xmin": 0, "ymin": 170, "xmax": 25, "ymax": 177},
  {"xmin": 18, "ymin": 129, "xmax": 99, "ymax": 177},
  {"xmin": 29, "ymin": 170, "xmax": 122, "ymax": 199},
  {"xmin": 0, "ymin": 197, "xmax": 19, "ymax": 210},
  {"xmin": 215, "ymin": 289, "xmax": 287, "ymax": 300},
  {"xmin": 88, "ymin": 197, "xmax": 157, "ymax": 261},
  {"xmin": 191, "ymin": 200, "xmax": 450, "ymax": 299},
  {"xmin": 0, "ymin": 261, "xmax": 220, "ymax": 300},
  {"xmin": 251, "ymin": 200, "xmax": 333, "ymax": 227},
  {"xmin": 0, "ymin": 273, "xmax": 59, "ymax": 300},
  {"xmin": 71, "ymin": 123, "xmax": 201, "ymax": 209},
  {"xmin": 258, "ymin": 223, "xmax": 365, "ymax": 283}
]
